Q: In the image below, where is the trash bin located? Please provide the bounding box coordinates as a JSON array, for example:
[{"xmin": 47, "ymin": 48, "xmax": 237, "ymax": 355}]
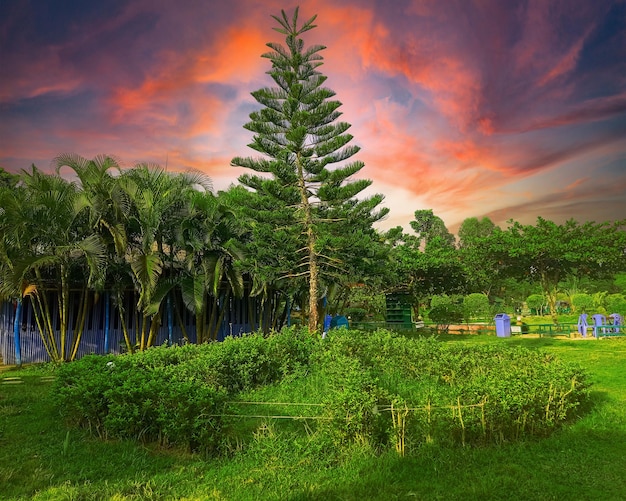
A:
[{"xmin": 494, "ymin": 313, "xmax": 511, "ymax": 338}]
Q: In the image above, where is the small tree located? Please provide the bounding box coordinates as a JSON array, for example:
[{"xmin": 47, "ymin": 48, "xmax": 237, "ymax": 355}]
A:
[
  {"xmin": 463, "ymin": 293, "xmax": 490, "ymax": 322},
  {"xmin": 571, "ymin": 293, "xmax": 594, "ymax": 313},
  {"xmin": 428, "ymin": 294, "xmax": 463, "ymax": 331},
  {"xmin": 526, "ymin": 294, "xmax": 546, "ymax": 315}
]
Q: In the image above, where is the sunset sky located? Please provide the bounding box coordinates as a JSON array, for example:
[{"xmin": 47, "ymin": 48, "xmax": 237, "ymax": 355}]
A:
[{"xmin": 1, "ymin": 0, "xmax": 625, "ymax": 233}]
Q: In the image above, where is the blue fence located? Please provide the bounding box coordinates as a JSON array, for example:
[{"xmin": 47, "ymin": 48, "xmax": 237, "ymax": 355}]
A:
[{"xmin": 0, "ymin": 291, "xmax": 266, "ymax": 365}]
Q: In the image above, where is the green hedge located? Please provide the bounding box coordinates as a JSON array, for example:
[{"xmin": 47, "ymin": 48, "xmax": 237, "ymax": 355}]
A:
[
  {"xmin": 54, "ymin": 327, "xmax": 315, "ymax": 454},
  {"xmin": 313, "ymin": 329, "xmax": 591, "ymax": 452},
  {"xmin": 54, "ymin": 327, "xmax": 590, "ymax": 457}
]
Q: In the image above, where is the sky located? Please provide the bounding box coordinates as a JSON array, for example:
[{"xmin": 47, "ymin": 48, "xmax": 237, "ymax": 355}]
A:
[{"xmin": 1, "ymin": 0, "xmax": 625, "ymax": 234}]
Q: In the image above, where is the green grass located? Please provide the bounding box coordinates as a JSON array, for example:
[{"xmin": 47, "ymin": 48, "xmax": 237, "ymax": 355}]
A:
[{"xmin": 1, "ymin": 335, "xmax": 626, "ymax": 500}]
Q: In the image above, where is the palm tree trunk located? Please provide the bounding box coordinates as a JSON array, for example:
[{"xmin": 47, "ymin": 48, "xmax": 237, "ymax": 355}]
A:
[
  {"xmin": 140, "ymin": 313, "xmax": 148, "ymax": 350},
  {"xmin": 34, "ymin": 270, "xmax": 58, "ymax": 360},
  {"xmin": 119, "ymin": 307, "xmax": 134, "ymax": 354},
  {"xmin": 207, "ymin": 296, "xmax": 218, "ymax": 342},
  {"xmin": 59, "ymin": 264, "xmax": 70, "ymax": 360},
  {"xmin": 146, "ymin": 310, "xmax": 161, "ymax": 348},
  {"xmin": 13, "ymin": 299, "xmax": 22, "ymax": 367},
  {"xmin": 30, "ymin": 293, "xmax": 57, "ymax": 361},
  {"xmin": 174, "ymin": 299, "xmax": 190, "ymax": 343},
  {"xmin": 70, "ymin": 288, "xmax": 89, "ymax": 361},
  {"xmin": 115, "ymin": 290, "xmax": 134, "ymax": 354},
  {"xmin": 210, "ymin": 291, "xmax": 231, "ymax": 340}
]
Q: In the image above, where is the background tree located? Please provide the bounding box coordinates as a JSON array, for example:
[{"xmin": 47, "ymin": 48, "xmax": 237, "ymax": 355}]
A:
[
  {"xmin": 231, "ymin": 7, "xmax": 388, "ymax": 333},
  {"xmin": 458, "ymin": 216, "xmax": 499, "ymax": 296},
  {"xmin": 493, "ymin": 218, "xmax": 626, "ymax": 322},
  {"xmin": 410, "ymin": 209, "xmax": 456, "ymax": 248},
  {"xmin": 384, "ymin": 211, "xmax": 465, "ymax": 318}
]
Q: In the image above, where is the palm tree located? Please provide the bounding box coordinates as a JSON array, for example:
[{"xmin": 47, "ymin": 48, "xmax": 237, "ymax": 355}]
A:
[
  {"xmin": 55, "ymin": 153, "xmax": 135, "ymax": 352},
  {"xmin": 5, "ymin": 166, "xmax": 106, "ymax": 361},
  {"xmin": 179, "ymin": 190, "xmax": 246, "ymax": 342},
  {"xmin": 118, "ymin": 164, "xmax": 211, "ymax": 349},
  {"xmin": 0, "ymin": 182, "xmax": 30, "ymax": 365}
]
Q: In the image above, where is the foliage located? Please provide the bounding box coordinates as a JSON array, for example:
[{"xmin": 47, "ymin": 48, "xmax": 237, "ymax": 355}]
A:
[
  {"xmin": 54, "ymin": 327, "xmax": 316, "ymax": 453},
  {"xmin": 384, "ymin": 217, "xmax": 466, "ymax": 316},
  {"xmin": 571, "ymin": 293, "xmax": 594, "ymax": 313},
  {"xmin": 605, "ymin": 293, "xmax": 626, "ymax": 314},
  {"xmin": 231, "ymin": 7, "xmax": 388, "ymax": 332},
  {"xmin": 525, "ymin": 293, "xmax": 546, "ymax": 314},
  {"xmin": 410, "ymin": 209, "xmax": 456, "ymax": 247},
  {"xmin": 491, "ymin": 218, "xmax": 626, "ymax": 321},
  {"xmin": 313, "ymin": 329, "xmax": 590, "ymax": 454},
  {"xmin": 429, "ymin": 294, "xmax": 464, "ymax": 327},
  {"xmin": 614, "ymin": 272, "xmax": 626, "ymax": 293},
  {"xmin": 462, "ymin": 293, "xmax": 490, "ymax": 321},
  {"xmin": 52, "ymin": 327, "xmax": 590, "ymax": 460},
  {"xmin": 0, "ymin": 166, "xmax": 19, "ymax": 187},
  {"xmin": 0, "ymin": 164, "xmax": 107, "ymax": 361},
  {"xmin": 457, "ymin": 216, "xmax": 498, "ymax": 296}
]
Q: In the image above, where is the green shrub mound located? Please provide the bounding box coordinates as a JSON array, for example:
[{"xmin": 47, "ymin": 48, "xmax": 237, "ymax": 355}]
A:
[
  {"xmin": 54, "ymin": 327, "xmax": 315, "ymax": 454},
  {"xmin": 54, "ymin": 328, "xmax": 590, "ymax": 458},
  {"xmin": 313, "ymin": 330, "xmax": 590, "ymax": 454}
]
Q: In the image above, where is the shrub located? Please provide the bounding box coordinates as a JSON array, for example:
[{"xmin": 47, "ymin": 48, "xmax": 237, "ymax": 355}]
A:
[
  {"xmin": 54, "ymin": 327, "xmax": 591, "ymax": 458},
  {"xmin": 463, "ymin": 293, "xmax": 490, "ymax": 321},
  {"xmin": 572, "ymin": 293, "xmax": 594, "ymax": 313},
  {"xmin": 54, "ymin": 328, "xmax": 314, "ymax": 454},
  {"xmin": 310, "ymin": 329, "xmax": 590, "ymax": 454},
  {"xmin": 605, "ymin": 294, "xmax": 626, "ymax": 315},
  {"xmin": 429, "ymin": 304, "xmax": 464, "ymax": 327}
]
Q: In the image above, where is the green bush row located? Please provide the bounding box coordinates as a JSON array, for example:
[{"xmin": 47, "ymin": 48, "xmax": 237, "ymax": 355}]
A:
[
  {"xmin": 54, "ymin": 327, "xmax": 591, "ymax": 457},
  {"xmin": 54, "ymin": 326, "xmax": 315, "ymax": 453},
  {"xmin": 313, "ymin": 329, "xmax": 591, "ymax": 452}
]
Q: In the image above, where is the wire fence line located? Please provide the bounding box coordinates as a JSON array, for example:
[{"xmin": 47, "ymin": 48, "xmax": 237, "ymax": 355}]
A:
[{"xmin": 211, "ymin": 398, "xmax": 489, "ymax": 456}]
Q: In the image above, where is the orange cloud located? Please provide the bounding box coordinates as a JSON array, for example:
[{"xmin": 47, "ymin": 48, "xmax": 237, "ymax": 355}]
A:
[{"xmin": 108, "ymin": 21, "xmax": 269, "ymax": 136}]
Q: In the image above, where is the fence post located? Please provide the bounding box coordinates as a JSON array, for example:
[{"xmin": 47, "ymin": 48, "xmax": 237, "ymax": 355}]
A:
[
  {"xmin": 13, "ymin": 299, "xmax": 22, "ymax": 367},
  {"xmin": 167, "ymin": 294, "xmax": 173, "ymax": 346},
  {"xmin": 104, "ymin": 293, "xmax": 110, "ymax": 354}
]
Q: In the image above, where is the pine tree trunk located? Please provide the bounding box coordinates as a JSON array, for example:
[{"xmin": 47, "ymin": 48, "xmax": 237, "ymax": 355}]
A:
[{"xmin": 308, "ymin": 245, "xmax": 319, "ymax": 333}]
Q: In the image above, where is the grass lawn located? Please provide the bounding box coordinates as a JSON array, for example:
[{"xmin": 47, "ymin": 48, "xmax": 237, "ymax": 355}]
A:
[{"xmin": 1, "ymin": 335, "xmax": 625, "ymax": 500}]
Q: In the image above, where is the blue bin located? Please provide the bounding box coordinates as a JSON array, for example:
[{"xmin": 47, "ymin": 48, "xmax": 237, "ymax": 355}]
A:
[{"xmin": 494, "ymin": 313, "xmax": 511, "ymax": 338}]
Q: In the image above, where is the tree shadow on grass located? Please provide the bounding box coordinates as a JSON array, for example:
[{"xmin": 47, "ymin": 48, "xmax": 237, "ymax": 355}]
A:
[
  {"xmin": 0, "ymin": 379, "xmax": 191, "ymax": 501},
  {"xmin": 285, "ymin": 425, "xmax": 626, "ymax": 501}
]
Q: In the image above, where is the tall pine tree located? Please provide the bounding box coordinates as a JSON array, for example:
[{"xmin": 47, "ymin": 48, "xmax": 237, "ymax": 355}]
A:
[{"xmin": 232, "ymin": 7, "xmax": 388, "ymax": 333}]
